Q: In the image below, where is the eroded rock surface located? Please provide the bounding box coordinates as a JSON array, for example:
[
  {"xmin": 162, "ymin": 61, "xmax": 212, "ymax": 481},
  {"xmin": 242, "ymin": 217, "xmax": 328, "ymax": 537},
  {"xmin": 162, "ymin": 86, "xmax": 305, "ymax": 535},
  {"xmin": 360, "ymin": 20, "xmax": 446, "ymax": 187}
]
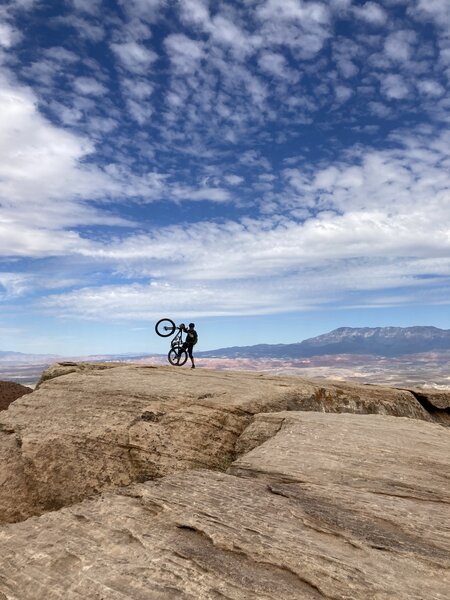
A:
[
  {"xmin": 0, "ymin": 364, "xmax": 439, "ymax": 524},
  {"xmin": 402, "ymin": 387, "xmax": 450, "ymax": 426},
  {"xmin": 1, "ymin": 413, "xmax": 449, "ymax": 600},
  {"xmin": 0, "ymin": 380, "xmax": 32, "ymax": 411}
]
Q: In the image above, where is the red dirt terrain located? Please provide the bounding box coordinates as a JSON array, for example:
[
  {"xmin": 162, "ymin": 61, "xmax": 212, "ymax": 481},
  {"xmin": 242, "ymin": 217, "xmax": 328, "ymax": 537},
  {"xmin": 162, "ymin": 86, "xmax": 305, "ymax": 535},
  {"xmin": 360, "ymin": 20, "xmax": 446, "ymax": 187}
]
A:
[{"xmin": 0, "ymin": 381, "xmax": 32, "ymax": 411}]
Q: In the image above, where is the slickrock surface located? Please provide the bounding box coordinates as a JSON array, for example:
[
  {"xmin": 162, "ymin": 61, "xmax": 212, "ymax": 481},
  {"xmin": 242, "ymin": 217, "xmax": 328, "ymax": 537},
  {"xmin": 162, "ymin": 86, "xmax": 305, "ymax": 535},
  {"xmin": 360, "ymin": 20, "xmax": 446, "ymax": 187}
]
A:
[
  {"xmin": 0, "ymin": 364, "xmax": 436, "ymax": 524},
  {"xmin": 0, "ymin": 380, "xmax": 32, "ymax": 411},
  {"xmin": 1, "ymin": 413, "xmax": 449, "ymax": 600}
]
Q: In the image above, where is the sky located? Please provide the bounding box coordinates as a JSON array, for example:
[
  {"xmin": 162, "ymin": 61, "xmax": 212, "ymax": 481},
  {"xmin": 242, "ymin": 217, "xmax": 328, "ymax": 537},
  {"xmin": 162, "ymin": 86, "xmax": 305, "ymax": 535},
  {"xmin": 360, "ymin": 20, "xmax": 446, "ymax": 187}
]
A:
[{"xmin": 1, "ymin": 0, "xmax": 450, "ymax": 355}]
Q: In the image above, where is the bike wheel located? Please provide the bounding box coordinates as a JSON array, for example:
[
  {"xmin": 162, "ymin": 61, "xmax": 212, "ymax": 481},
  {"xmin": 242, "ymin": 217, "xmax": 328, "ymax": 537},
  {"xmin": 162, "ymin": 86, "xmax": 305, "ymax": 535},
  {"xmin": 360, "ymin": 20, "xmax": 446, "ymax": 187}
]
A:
[
  {"xmin": 168, "ymin": 348, "xmax": 188, "ymax": 366},
  {"xmin": 155, "ymin": 318, "xmax": 176, "ymax": 337}
]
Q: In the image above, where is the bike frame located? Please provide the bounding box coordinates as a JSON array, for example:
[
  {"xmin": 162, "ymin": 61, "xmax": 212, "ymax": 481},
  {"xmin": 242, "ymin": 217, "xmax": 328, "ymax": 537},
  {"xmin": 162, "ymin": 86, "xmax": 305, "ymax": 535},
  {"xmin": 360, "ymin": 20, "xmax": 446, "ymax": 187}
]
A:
[{"xmin": 170, "ymin": 327, "xmax": 185, "ymax": 350}]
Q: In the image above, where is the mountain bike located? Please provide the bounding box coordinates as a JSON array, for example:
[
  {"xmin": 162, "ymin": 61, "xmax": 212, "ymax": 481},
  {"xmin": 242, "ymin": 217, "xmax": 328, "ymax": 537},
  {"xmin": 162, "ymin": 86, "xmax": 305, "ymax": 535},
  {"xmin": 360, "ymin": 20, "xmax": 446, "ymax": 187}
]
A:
[{"xmin": 155, "ymin": 318, "xmax": 188, "ymax": 366}]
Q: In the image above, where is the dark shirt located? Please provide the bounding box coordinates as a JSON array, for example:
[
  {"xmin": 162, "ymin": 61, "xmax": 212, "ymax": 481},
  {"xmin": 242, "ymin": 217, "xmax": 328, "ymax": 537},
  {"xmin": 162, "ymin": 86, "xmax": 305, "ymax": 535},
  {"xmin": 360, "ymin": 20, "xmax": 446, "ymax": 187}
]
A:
[{"xmin": 185, "ymin": 328, "xmax": 198, "ymax": 345}]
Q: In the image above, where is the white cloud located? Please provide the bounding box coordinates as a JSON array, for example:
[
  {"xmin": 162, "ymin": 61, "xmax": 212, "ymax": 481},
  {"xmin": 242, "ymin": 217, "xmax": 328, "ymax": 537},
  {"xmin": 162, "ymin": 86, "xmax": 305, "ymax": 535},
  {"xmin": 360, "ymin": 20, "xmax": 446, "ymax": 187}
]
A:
[
  {"xmin": 164, "ymin": 34, "xmax": 204, "ymax": 73},
  {"xmin": 111, "ymin": 41, "xmax": 158, "ymax": 73},
  {"xmin": 42, "ymin": 279, "xmax": 303, "ymax": 319},
  {"xmin": 119, "ymin": 77, "xmax": 154, "ymax": 123},
  {"xmin": 353, "ymin": 2, "xmax": 387, "ymax": 25},
  {"xmin": 121, "ymin": 78, "xmax": 153, "ymax": 99},
  {"xmin": 41, "ymin": 208, "xmax": 450, "ymax": 319},
  {"xmin": 258, "ymin": 51, "xmax": 298, "ymax": 81},
  {"xmin": 0, "ymin": 273, "xmax": 32, "ymax": 299},
  {"xmin": 0, "ymin": 221, "xmax": 92, "ymax": 258},
  {"xmin": 335, "ymin": 56, "xmax": 358, "ymax": 78},
  {"xmin": 0, "ymin": 22, "xmax": 21, "ymax": 48},
  {"xmin": 39, "ymin": 126, "xmax": 450, "ymax": 318},
  {"xmin": 42, "ymin": 46, "xmax": 79, "ymax": 63},
  {"xmin": 5, "ymin": 0, "xmax": 38, "ymax": 9},
  {"xmin": 121, "ymin": 18, "xmax": 153, "ymax": 42},
  {"xmin": 417, "ymin": 79, "xmax": 445, "ymax": 97},
  {"xmin": 384, "ymin": 30, "xmax": 416, "ymax": 63},
  {"xmin": 170, "ymin": 185, "xmax": 231, "ymax": 203},
  {"xmin": 70, "ymin": 0, "xmax": 103, "ymax": 15},
  {"xmin": 126, "ymin": 99, "xmax": 153, "ymax": 124},
  {"xmin": 257, "ymin": 0, "xmax": 329, "ymax": 25},
  {"xmin": 256, "ymin": 0, "xmax": 331, "ymax": 60},
  {"xmin": 334, "ymin": 84, "xmax": 353, "ymax": 103},
  {"xmin": 367, "ymin": 100, "xmax": 392, "ymax": 118},
  {"xmin": 0, "ymin": 72, "xmax": 237, "ymax": 259},
  {"xmin": 0, "ymin": 76, "xmax": 92, "ymax": 203},
  {"xmin": 179, "ymin": 0, "xmax": 210, "ymax": 27},
  {"xmin": 48, "ymin": 100, "xmax": 83, "ymax": 126},
  {"xmin": 208, "ymin": 14, "xmax": 254, "ymax": 58},
  {"xmin": 410, "ymin": 0, "xmax": 450, "ymax": 29},
  {"xmin": 178, "ymin": 2, "xmax": 255, "ymax": 58},
  {"xmin": 20, "ymin": 59, "xmax": 58, "ymax": 87},
  {"xmin": 224, "ymin": 175, "xmax": 244, "ymax": 186},
  {"xmin": 73, "ymin": 76, "xmax": 108, "ymax": 95},
  {"xmin": 88, "ymin": 116, "xmax": 119, "ymax": 133},
  {"xmin": 55, "ymin": 15, "xmax": 105, "ymax": 42},
  {"xmin": 240, "ymin": 150, "xmax": 271, "ymax": 170},
  {"xmin": 117, "ymin": 0, "xmax": 165, "ymax": 23},
  {"xmin": 381, "ymin": 73, "xmax": 410, "ymax": 99},
  {"xmin": 0, "ymin": 75, "xmax": 135, "ymax": 256}
]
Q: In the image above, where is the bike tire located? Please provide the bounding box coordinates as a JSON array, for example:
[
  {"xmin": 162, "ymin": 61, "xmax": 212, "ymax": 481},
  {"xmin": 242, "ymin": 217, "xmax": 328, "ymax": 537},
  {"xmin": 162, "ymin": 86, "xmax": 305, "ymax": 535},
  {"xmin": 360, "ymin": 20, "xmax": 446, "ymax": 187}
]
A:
[
  {"xmin": 155, "ymin": 318, "xmax": 176, "ymax": 337},
  {"xmin": 168, "ymin": 348, "xmax": 188, "ymax": 366}
]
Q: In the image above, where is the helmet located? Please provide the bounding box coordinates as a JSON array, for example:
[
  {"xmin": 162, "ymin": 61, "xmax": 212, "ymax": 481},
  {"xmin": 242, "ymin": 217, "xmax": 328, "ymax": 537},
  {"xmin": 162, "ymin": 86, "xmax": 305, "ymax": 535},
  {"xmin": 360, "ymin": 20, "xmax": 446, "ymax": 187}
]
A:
[{"xmin": 189, "ymin": 322, "xmax": 195, "ymax": 328}]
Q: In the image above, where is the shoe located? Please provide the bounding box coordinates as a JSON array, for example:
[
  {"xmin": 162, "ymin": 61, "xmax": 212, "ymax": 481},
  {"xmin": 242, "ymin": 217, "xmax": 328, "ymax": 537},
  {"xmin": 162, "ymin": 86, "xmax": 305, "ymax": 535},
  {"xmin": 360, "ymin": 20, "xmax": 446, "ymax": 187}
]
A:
[{"xmin": 191, "ymin": 365, "xmax": 195, "ymax": 369}]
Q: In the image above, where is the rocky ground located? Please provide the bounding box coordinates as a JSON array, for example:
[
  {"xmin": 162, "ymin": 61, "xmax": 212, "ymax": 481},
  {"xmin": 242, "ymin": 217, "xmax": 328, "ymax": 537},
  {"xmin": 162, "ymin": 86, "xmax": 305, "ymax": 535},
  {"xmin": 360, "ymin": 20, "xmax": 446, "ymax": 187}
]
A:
[{"xmin": 0, "ymin": 364, "xmax": 449, "ymax": 599}]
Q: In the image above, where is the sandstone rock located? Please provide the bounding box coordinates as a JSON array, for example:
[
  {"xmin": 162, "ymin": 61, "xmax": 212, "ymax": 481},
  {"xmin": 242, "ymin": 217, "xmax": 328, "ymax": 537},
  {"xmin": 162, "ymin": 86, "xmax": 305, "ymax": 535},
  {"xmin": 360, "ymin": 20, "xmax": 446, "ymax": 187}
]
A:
[
  {"xmin": 0, "ymin": 413, "xmax": 449, "ymax": 599},
  {"xmin": 401, "ymin": 387, "xmax": 450, "ymax": 426},
  {"xmin": 0, "ymin": 364, "xmax": 439, "ymax": 525},
  {"xmin": 0, "ymin": 380, "xmax": 32, "ymax": 411},
  {"xmin": 291, "ymin": 378, "xmax": 432, "ymax": 420},
  {"xmin": 35, "ymin": 361, "xmax": 124, "ymax": 387},
  {"xmin": 407, "ymin": 388, "xmax": 450, "ymax": 410}
]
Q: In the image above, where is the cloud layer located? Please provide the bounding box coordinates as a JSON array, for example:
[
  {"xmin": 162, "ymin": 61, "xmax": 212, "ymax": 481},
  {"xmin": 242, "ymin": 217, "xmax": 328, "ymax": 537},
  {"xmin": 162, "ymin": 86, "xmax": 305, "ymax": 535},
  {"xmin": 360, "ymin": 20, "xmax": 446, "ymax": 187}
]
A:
[{"xmin": 1, "ymin": 0, "xmax": 450, "ymax": 326}]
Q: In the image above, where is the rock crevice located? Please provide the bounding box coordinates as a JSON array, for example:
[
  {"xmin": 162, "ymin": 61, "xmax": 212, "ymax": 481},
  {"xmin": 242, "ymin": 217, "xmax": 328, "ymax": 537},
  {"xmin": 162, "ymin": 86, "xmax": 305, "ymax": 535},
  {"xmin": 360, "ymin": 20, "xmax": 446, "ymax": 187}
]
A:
[{"xmin": 404, "ymin": 387, "xmax": 450, "ymax": 426}]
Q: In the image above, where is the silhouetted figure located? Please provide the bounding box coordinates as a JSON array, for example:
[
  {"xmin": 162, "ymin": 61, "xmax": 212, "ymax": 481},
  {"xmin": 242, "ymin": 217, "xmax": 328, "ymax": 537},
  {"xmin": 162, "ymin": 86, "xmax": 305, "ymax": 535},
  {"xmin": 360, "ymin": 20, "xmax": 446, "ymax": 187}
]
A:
[{"xmin": 180, "ymin": 322, "xmax": 198, "ymax": 368}]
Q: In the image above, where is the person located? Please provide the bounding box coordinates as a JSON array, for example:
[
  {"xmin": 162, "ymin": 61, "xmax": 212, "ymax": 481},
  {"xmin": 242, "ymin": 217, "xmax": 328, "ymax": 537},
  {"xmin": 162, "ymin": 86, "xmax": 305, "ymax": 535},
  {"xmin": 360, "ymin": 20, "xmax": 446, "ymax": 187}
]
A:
[{"xmin": 180, "ymin": 322, "xmax": 198, "ymax": 369}]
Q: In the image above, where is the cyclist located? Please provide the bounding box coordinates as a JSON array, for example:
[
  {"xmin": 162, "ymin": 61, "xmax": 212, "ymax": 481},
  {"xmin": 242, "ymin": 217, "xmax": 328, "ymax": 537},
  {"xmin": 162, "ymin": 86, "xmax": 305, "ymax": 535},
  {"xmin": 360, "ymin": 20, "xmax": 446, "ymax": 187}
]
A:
[{"xmin": 180, "ymin": 322, "xmax": 198, "ymax": 369}]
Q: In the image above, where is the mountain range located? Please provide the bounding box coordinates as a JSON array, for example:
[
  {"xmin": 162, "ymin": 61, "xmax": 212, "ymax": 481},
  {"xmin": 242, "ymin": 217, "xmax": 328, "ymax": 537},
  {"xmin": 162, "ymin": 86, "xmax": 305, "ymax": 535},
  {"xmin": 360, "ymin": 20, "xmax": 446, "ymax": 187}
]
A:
[
  {"xmin": 2, "ymin": 326, "xmax": 450, "ymax": 386},
  {"xmin": 197, "ymin": 326, "xmax": 450, "ymax": 358},
  {"xmin": 2, "ymin": 327, "xmax": 450, "ymax": 363}
]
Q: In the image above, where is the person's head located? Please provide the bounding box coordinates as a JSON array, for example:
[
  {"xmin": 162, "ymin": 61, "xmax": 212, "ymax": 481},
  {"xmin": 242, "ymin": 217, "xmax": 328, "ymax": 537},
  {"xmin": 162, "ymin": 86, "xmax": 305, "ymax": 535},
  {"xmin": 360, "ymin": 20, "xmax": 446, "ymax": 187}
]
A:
[{"xmin": 189, "ymin": 322, "xmax": 195, "ymax": 329}]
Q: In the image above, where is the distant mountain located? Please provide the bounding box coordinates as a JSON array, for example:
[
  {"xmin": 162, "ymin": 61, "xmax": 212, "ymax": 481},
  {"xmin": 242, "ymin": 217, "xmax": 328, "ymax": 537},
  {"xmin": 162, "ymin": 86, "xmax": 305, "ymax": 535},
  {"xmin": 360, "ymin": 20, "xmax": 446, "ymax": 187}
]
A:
[
  {"xmin": 198, "ymin": 326, "xmax": 450, "ymax": 359},
  {"xmin": 0, "ymin": 350, "xmax": 154, "ymax": 364},
  {"xmin": 0, "ymin": 351, "xmax": 61, "ymax": 362}
]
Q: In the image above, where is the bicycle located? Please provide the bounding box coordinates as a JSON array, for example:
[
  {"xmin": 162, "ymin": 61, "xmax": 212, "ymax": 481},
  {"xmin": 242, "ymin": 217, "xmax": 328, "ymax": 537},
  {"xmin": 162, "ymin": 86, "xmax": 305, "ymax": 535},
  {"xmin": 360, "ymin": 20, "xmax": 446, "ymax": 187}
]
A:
[{"xmin": 154, "ymin": 318, "xmax": 188, "ymax": 366}]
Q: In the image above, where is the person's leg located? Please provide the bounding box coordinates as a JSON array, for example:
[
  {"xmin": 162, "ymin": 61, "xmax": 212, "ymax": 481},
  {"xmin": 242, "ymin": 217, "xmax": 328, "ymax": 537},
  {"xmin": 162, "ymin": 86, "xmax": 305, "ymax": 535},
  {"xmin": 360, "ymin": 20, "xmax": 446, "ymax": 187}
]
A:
[{"xmin": 187, "ymin": 344, "xmax": 195, "ymax": 368}]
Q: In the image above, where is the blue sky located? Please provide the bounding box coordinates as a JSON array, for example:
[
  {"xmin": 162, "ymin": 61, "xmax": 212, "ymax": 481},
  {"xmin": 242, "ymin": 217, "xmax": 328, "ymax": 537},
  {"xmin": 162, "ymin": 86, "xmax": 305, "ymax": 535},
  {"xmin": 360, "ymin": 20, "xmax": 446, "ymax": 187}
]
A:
[{"xmin": 1, "ymin": 0, "xmax": 450, "ymax": 355}]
